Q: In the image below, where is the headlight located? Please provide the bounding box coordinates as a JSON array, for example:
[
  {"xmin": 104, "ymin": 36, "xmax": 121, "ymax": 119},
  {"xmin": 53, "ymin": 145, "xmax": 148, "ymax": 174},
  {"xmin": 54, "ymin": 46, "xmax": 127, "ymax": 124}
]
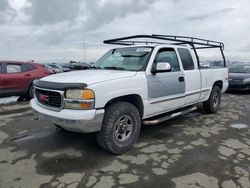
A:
[
  {"xmin": 64, "ymin": 89, "xmax": 95, "ymax": 110},
  {"xmin": 65, "ymin": 89, "xmax": 95, "ymax": 99},
  {"xmin": 243, "ymin": 78, "xmax": 250, "ymax": 83}
]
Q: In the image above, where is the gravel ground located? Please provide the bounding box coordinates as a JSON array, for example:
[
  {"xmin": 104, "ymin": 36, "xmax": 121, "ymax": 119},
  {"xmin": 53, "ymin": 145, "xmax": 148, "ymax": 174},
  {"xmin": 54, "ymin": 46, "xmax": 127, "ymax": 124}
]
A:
[{"xmin": 0, "ymin": 93, "xmax": 249, "ymax": 188}]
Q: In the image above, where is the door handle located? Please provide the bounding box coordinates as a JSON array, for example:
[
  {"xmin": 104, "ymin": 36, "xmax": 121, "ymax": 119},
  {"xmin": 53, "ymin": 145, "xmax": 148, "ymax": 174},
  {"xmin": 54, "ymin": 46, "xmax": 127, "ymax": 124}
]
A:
[
  {"xmin": 24, "ymin": 73, "xmax": 31, "ymax": 76},
  {"xmin": 178, "ymin": 76, "xmax": 185, "ymax": 82}
]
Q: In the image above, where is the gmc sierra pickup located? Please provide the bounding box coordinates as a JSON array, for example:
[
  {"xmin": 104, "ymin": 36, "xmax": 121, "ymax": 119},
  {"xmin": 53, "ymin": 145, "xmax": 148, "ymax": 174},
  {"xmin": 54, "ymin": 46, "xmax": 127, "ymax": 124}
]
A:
[{"xmin": 30, "ymin": 35, "xmax": 228, "ymax": 154}]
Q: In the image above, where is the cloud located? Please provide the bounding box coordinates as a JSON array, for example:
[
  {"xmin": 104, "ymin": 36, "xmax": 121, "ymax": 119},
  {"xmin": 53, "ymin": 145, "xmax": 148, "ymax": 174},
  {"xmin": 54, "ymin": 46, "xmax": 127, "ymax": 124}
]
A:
[
  {"xmin": 83, "ymin": 0, "xmax": 160, "ymax": 32},
  {"xmin": 34, "ymin": 24, "xmax": 82, "ymax": 45},
  {"xmin": 240, "ymin": 44, "xmax": 250, "ymax": 52},
  {"xmin": 186, "ymin": 8, "xmax": 235, "ymax": 21},
  {"xmin": 25, "ymin": 0, "xmax": 81, "ymax": 25},
  {"xmin": 1, "ymin": 0, "xmax": 250, "ymax": 62},
  {"xmin": 21, "ymin": 0, "xmax": 161, "ymax": 45},
  {"xmin": 0, "ymin": 0, "xmax": 16, "ymax": 23}
]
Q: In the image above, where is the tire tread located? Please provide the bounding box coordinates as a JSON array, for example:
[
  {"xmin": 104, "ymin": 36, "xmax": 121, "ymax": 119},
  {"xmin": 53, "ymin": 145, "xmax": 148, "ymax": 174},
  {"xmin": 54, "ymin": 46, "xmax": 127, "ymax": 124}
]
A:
[
  {"xmin": 203, "ymin": 86, "xmax": 221, "ymax": 113},
  {"xmin": 97, "ymin": 102, "xmax": 141, "ymax": 154}
]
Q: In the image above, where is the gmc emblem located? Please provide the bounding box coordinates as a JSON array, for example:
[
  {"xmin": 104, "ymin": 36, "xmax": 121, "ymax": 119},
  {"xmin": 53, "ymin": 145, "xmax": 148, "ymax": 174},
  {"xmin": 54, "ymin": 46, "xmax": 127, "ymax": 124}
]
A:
[{"xmin": 39, "ymin": 93, "xmax": 49, "ymax": 102}]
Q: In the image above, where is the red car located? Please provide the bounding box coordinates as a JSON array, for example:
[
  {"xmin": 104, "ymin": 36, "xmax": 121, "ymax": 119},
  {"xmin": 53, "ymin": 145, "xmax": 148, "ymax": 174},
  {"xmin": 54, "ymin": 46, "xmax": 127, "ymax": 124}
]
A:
[{"xmin": 0, "ymin": 61, "xmax": 54, "ymax": 98}]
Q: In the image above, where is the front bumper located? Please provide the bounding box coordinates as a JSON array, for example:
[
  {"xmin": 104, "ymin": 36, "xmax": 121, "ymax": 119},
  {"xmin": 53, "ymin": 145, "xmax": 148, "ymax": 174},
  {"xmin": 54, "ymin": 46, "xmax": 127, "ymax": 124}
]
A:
[{"xmin": 30, "ymin": 99, "xmax": 104, "ymax": 133}]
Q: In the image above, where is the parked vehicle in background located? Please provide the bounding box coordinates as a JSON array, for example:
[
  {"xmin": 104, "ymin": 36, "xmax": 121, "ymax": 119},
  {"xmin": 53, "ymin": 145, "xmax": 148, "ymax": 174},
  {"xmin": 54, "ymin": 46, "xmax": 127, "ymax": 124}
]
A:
[
  {"xmin": 47, "ymin": 63, "xmax": 71, "ymax": 73},
  {"xmin": 200, "ymin": 61, "xmax": 211, "ymax": 68},
  {"xmin": 80, "ymin": 62, "xmax": 91, "ymax": 69},
  {"xmin": 45, "ymin": 65, "xmax": 61, "ymax": 74},
  {"xmin": 200, "ymin": 60, "xmax": 224, "ymax": 69},
  {"xmin": 62, "ymin": 67, "xmax": 71, "ymax": 72},
  {"xmin": 61, "ymin": 63, "xmax": 71, "ymax": 72},
  {"xmin": 46, "ymin": 63, "xmax": 65, "ymax": 73},
  {"xmin": 228, "ymin": 62, "xmax": 250, "ymax": 91},
  {"xmin": 0, "ymin": 61, "xmax": 53, "ymax": 98},
  {"xmin": 44, "ymin": 65, "xmax": 54, "ymax": 73},
  {"xmin": 210, "ymin": 60, "xmax": 225, "ymax": 68},
  {"xmin": 68, "ymin": 61, "xmax": 91, "ymax": 70},
  {"xmin": 31, "ymin": 34, "xmax": 228, "ymax": 154},
  {"xmin": 68, "ymin": 61, "xmax": 82, "ymax": 70}
]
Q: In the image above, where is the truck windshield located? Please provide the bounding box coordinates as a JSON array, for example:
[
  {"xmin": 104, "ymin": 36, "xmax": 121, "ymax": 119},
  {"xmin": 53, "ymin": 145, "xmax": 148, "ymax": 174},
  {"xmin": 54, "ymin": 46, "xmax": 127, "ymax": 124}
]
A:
[{"xmin": 95, "ymin": 47, "xmax": 153, "ymax": 71}]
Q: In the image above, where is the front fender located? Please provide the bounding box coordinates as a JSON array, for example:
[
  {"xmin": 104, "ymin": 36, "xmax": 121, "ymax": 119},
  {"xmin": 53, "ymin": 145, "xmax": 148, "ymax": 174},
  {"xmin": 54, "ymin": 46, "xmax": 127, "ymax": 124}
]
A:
[{"xmin": 89, "ymin": 73, "xmax": 148, "ymax": 111}]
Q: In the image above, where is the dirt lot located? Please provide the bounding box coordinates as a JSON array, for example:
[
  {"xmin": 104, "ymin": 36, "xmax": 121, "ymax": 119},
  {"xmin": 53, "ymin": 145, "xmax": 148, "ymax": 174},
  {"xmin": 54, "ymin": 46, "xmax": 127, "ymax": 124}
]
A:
[{"xmin": 0, "ymin": 93, "xmax": 249, "ymax": 188}]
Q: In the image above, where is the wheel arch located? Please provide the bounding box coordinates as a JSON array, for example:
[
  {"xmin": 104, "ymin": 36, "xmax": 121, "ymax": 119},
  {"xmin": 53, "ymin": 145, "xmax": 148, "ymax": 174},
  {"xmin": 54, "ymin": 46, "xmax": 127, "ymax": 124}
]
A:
[
  {"xmin": 104, "ymin": 94, "xmax": 144, "ymax": 118},
  {"xmin": 213, "ymin": 80, "xmax": 223, "ymax": 90}
]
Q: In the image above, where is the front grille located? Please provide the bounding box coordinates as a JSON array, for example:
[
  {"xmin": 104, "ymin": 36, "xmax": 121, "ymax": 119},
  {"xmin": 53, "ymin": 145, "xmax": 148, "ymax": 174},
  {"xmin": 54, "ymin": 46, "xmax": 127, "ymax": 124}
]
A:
[{"xmin": 35, "ymin": 88, "xmax": 62, "ymax": 108}]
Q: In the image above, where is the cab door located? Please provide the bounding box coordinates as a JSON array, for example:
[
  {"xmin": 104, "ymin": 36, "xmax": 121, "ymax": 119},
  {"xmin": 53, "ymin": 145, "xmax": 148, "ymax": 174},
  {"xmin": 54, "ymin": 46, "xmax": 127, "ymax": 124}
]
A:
[
  {"xmin": 147, "ymin": 48, "xmax": 185, "ymax": 116},
  {"xmin": 177, "ymin": 48, "xmax": 201, "ymax": 105}
]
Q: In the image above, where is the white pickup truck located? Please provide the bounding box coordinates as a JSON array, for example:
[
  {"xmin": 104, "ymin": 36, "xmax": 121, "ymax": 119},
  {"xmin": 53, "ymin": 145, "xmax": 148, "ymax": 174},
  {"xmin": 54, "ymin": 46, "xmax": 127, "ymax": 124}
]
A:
[{"xmin": 30, "ymin": 35, "xmax": 228, "ymax": 154}]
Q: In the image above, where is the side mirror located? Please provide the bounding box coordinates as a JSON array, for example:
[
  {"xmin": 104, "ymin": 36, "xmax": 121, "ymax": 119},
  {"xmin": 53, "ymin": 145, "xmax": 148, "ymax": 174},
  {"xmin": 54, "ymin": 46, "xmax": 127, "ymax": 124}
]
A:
[{"xmin": 152, "ymin": 62, "xmax": 171, "ymax": 74}]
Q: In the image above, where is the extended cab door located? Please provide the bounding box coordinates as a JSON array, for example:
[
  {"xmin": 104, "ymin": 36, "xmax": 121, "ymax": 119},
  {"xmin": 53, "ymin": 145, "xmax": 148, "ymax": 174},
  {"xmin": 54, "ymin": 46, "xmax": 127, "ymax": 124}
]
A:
[
  {"xmin": 177, "ymin": 48, "xmax": 201, "ymax": 105},
  {"xmin": 147, "ymin": 48, "xmax": 185, "ymax": 116}
]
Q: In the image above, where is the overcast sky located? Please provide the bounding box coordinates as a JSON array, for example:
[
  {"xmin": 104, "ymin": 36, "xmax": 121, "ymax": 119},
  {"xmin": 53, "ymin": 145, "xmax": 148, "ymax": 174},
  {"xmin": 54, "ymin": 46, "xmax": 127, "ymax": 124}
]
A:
[{"xmin": 0, "ymin": 0, "xmax": 250, "ymax": 63}]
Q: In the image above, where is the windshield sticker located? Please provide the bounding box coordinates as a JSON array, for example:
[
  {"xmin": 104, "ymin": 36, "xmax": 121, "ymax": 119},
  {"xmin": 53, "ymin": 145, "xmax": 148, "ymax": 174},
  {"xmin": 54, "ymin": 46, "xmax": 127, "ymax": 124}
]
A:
[{"xmin": 136, "ymin": 48, "xmax": 152, "ymax": 52}]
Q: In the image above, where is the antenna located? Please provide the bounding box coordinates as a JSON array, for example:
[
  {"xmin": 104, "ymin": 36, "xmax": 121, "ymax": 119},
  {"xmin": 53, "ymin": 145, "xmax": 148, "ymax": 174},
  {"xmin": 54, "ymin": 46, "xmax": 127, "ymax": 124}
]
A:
[
  {"xmin": 83, "ymin": 34, "xmax": 86, "ymax": 62},
  {"xmin": 82, "ymin": 0, "xmax": 87, "ymax": 63}
]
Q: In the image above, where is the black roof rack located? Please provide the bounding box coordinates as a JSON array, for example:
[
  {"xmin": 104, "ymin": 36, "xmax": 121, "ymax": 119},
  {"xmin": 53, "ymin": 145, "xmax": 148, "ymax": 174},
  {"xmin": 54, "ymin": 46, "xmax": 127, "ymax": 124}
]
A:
[
  {"xmin": 103, "ymin": 34, "xmax": 226, "ymax": 67},
  {"xmin": 104, "ymin": 34, "xmax": 224, "ymax": 49}
]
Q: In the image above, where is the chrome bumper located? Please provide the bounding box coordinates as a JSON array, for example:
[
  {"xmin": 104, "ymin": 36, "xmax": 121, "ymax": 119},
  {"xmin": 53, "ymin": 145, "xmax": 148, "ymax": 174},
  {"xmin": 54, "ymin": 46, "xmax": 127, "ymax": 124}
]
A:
[{"xmin": 30, "ymin": 99, "xmax": 104, "ymax": 133}]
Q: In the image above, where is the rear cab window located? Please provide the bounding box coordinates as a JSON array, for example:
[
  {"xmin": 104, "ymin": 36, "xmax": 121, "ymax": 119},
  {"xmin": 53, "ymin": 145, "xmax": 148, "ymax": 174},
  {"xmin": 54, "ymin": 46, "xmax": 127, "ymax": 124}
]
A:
[
  {"xmin": 197, "ymin": 48, "xmax": 226, "ymax": 69},
  {"xmin": 178, "ymin": 48, "xmax": 195, "ymax": 70},
  {"xmin": 6, "ymin": 64, "xmax": 22, "ymax": 73},
  {"xmin": 0, "ymin": 63, "xmax": 2, "ymax": 73}
]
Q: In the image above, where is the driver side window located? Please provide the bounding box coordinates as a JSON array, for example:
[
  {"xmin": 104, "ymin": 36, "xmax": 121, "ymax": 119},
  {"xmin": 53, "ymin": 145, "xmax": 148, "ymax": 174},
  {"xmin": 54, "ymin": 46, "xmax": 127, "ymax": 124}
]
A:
[{"xmin": 154, "ymin": 48, "xmax": 180, "ymax": 72}]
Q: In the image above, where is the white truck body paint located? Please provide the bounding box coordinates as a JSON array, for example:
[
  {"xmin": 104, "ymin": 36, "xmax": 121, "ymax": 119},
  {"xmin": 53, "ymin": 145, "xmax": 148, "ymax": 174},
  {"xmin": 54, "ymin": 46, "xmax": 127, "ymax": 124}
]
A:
[
  {"xmin": 41, "ymin": 69, "xmax": 137, "ymax": 85},
  {"xmin": 31, "ymin": 44, "xmax": 228, "ymax": 133},
  {"xmin": 180, "ymin": 49, "xmax": 201, "ymax": 106},
  {"xmin": 88, "ymin": 72, "xmax": 148, "ymax": 117},
  {"xmin": 199, "ymin": 68, "xmax": 229, "ymax": 101}
]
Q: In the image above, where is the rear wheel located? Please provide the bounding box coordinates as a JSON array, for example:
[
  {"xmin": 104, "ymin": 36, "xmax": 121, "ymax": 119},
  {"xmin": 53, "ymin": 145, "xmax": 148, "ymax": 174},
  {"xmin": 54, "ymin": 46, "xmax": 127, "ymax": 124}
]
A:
[
  {"xmin": 203, "ymin": 86, "xmax": 222, "ymax": 113},
  {"xmin": 97, "ymin": 102, "xmax": 141, "ymax": 154}
]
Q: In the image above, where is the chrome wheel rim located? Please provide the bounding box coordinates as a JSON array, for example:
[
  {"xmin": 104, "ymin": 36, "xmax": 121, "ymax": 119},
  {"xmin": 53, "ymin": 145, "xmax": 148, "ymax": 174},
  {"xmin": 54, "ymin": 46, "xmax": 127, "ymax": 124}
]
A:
[
  {"xmin": 212, "ymin": 93, "xmax": 219, "ymax": 107},
  {"xmin": 115, "ymin": 115, "xmax": 133, "ymax": 142}
]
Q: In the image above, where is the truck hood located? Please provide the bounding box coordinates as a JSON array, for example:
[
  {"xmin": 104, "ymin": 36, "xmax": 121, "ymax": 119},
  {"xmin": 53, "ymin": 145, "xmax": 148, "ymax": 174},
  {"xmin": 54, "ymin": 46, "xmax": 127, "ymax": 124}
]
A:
[{"xmin": 40, "ymin": 69, "xmax": 137, "ymax": 85}]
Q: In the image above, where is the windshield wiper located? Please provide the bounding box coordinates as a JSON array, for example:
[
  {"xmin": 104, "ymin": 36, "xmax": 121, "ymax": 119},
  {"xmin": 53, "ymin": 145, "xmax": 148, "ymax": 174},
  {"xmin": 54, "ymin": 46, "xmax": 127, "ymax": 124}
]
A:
[
  {"xmin": 122, "ymin": 54, "xmax": 146, "ymax": 58},
  {"xmin": 103, "ymin": 66, "xmax": 127, "ymax": 70}
]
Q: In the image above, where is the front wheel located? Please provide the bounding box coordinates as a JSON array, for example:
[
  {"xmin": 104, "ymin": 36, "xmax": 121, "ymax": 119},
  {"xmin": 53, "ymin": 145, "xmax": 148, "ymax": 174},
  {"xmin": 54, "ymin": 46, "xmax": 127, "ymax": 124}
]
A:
[
  {"xmin": 203, "ymin": 86, "xmax": 222, "ymax": 113},
  {"xmin": 28, "ymin": 84, "xmax": 34, "ymax": 99},
  {"xmin": 96, "ymin": 102, "xmax": 141, "ymax": 154}
]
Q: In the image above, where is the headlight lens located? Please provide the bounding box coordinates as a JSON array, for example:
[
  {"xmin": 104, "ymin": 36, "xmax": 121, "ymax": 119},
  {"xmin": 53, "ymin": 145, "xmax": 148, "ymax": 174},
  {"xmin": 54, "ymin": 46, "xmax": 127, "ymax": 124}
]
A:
[
  {"xmin": 65, "ymin": 89, "xmax": 95, "ymax": 100},
  {"xmin": 64, "ymin": 89, "xmax": 95, "ymax": 109},
  {"xmin": 243, "ymin": 78, "xmax": 250, "ymax": 83}
]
